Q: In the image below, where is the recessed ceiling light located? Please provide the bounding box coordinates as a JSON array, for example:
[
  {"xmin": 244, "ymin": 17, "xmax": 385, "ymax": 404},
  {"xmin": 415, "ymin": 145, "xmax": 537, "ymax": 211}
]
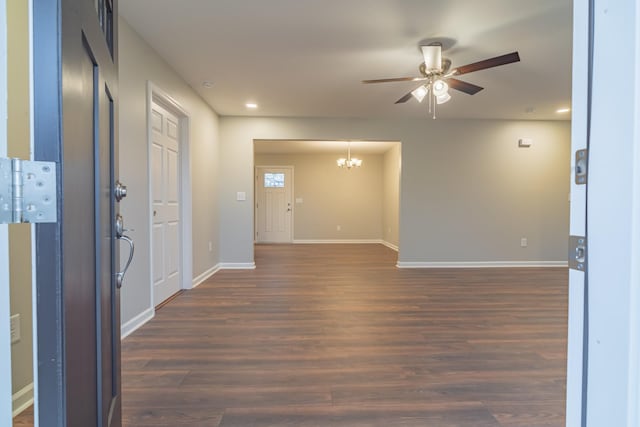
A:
[
  {"xmin": 556, "ymin": 108, "xmax": 571, "ymax": 113},
  {"xmin": 246, "ymin": 103, "xmax": 258, "ymax": 109},
  {"xmin": 202, "ymin": 81, "xmax": 214, "ymax": 88}
]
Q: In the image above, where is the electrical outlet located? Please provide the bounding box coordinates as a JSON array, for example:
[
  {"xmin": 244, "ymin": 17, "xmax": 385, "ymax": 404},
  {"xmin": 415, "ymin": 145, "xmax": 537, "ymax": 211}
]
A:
[
  {"xmin": 208, "ymin": 241, "xmax": 213, "ymax": 252},
  {"xmin": 10, "ymin": 314, "xmax": 20, "ymax": 344},
  {"xmin": 336, "ymin": 225, "xmax": 341, "ymax": 231},
  {"xmin": 520, "ymin": 237, "xmax": 528, "ymax": 248}
]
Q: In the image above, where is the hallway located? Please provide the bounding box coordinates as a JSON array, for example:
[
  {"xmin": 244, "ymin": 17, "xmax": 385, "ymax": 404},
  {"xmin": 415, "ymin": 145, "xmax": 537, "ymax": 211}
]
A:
[{"xmin": 119, "ymin": 244, "xmax": 567, "ymax": 426}]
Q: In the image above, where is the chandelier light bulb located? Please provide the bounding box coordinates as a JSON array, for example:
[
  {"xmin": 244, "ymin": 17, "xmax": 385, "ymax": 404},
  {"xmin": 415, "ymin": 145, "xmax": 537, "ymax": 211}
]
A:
[{"xmin": 337, "ymin": 142, "xmax": 362, "ymax": 169}]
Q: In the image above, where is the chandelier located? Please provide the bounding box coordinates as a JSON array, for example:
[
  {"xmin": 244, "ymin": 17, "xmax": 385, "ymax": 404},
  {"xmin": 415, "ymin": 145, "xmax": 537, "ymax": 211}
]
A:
[{"xmin": 337, "ymin": 142, "xmax": 362, "ymax": 169}]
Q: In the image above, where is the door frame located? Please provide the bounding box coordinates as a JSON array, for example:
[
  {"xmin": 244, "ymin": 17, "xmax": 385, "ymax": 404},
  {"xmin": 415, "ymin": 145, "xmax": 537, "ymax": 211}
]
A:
[
  {"xmin": 146, "ymin": 82, "xmax": 193, "ymax": 309},
  {"xmin": 254, "ymin": 165, "xmax": 294, "ymax": 243},
  {"xmin": 564, "ymin": 0, "xmax": 589, "ymax": 424},
  {"xmin": 565, "ymin": 1, "xmax": 640, "ymax": 426},
  {"xmin": 0, "ymin": 0, "xmax": 13, "ymax": 423}
]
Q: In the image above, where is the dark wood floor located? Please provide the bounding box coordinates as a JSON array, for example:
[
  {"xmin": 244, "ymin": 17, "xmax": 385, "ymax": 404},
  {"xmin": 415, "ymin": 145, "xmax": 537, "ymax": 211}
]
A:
[
  {"xmin": 121, "ymin": 244, "xmax": 567, "ymax": 426},
  {"xmin": 14, "ymin": 244, "xmax": 568, "ymax": 426}
]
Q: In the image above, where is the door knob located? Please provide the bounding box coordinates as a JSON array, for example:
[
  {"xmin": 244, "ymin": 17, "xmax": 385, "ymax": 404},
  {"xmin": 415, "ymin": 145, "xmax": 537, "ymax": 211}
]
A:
[{"xmin": 115, "ymin": 180, "xmax": 127, "ymax": 202}]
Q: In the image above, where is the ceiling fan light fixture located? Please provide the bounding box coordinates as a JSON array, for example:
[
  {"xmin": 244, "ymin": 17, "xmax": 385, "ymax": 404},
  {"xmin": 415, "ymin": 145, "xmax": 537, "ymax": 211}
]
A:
[
  {"xmin": 432, "ymin": 79, "xmax": 449, "ymax": 97},
  {"xmin": 436, "ymin": 92, "xmax": 451, "ymax": 104},
  {"xmin": 421, "ymin": 45, "xmax": 442, "ymax": 72},
  {"xmin": 411, "ymin": 85, "xmax": 429, "ymax": 103}
]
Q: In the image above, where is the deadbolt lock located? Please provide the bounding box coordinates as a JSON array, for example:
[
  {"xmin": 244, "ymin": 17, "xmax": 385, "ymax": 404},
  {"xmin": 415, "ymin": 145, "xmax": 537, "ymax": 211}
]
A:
[{"xmin": 115, "ymin": 180, "xmax": 128, "ymax": 202}]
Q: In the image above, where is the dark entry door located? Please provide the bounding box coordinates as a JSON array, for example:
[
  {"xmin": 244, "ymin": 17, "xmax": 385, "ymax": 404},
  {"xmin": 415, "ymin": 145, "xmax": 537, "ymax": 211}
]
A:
[{"xmin": 33, "ymin": 0, "xmax": 123, "ymax": 426}]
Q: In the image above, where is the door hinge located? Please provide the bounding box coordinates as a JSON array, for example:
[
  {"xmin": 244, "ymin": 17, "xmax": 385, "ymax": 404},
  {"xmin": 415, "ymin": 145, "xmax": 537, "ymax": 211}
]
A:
[
  {"xmin": 0, "ymin": 158, "xmax": 57, "ymax": 224},
  {"xmin": 568, "ymin": 235, "xmax": 587, "ymax": 271},
  {"xmin": 575, "ymin": 149, "xmax": 588, "ymax": 185}
]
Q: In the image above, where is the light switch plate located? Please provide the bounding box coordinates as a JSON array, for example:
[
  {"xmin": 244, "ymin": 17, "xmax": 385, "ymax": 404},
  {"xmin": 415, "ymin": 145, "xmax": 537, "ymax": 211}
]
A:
[{"xmin": 236, "ymin": 192, "xmax": 246, "ymax": 201}]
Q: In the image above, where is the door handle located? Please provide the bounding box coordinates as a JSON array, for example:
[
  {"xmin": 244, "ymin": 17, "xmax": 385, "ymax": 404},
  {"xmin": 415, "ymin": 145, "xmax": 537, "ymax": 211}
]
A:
[{"xmin": 116, "ymin": 234, "xmax": 134, "ymax": 288}]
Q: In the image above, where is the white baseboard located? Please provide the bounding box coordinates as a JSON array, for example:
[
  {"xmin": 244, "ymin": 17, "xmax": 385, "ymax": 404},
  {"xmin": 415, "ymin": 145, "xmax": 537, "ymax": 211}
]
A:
[
  {"xmin": 192, "ymin": 264, "xmax": 221, "ymax": 288},
  {"xmin": 293, "ymin": 239, "xmax": 383, "ymax": 244},
  {"xmin": 12, "ymin": 382, "xmax": 33, "ymax": 417},
  {"xmin": 381, "ymin": 241, "xmax": 399, "ymax": 252},
  {"xmin": 121, "ymin": 307, "xmax": 154, "ymax": 340},
  {"xmin": 397, "ymin": 261, "xmax": 568, "ymax": 268},
  {"xmin": 292, "ymin": 239, "xmax": 399, "ymax": 251},
  {"xmin": 220, "ymin": 262, "xmax": 256, "ymax": 270}
]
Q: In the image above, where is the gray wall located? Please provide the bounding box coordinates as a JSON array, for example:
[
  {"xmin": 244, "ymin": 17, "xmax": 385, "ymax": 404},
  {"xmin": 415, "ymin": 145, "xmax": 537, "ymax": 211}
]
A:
[
  {"xmin": 119, "ymin": 17, "xmax": 221, "ymax": 325},
  {"xmin": 255, "ymin": 152, "xmax": 386, "ymax": 241},
  {"xmin": 8, "ymin": 0, "xmax": 33, "ymax": 404},
  {"xmin": 220, "ymin": 117, "xmax": 570, "ymax": 264},
  {"xmin": 382, "ymin": 144, "xmax": 401, "ymax": 248}
]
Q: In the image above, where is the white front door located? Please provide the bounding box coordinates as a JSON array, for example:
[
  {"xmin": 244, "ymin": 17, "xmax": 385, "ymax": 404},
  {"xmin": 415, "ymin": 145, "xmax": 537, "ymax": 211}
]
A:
[
  {"xmin": 255, "ymin": 167, "xmax": 293, "ymax": 243},
  {"xmin": 151, "ymin": 101, "xmax": 181, "ymax": 306}
]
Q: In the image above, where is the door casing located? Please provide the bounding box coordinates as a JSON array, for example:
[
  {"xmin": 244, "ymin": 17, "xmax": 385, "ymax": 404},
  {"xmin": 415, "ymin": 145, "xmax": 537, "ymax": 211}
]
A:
[
  {"xmin": 0, "ymin": 0, "xmax": 12, "ymax": 423},
  {"xmin": 146, "ymin": 82, "xmax": 193, "ymax": 311}
]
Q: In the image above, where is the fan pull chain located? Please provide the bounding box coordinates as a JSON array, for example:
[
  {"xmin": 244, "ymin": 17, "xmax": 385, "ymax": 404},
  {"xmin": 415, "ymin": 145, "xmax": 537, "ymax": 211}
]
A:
[{"xmin": 432, "ymin": 91, "xmax": 437, "ymax": 119}]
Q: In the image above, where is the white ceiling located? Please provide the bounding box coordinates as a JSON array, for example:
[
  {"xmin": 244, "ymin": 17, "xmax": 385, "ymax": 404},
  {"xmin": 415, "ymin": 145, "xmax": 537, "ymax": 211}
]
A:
[{"xmin": 120, "ymin": 0, "xmax": 573, "ymax": 121}]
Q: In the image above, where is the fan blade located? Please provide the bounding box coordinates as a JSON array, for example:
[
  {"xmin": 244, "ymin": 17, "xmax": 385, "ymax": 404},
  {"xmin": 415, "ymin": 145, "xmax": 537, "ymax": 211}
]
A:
[
  {"xmin": 446, "ymin": 78, "xmax": 484, "ymax": 95},
  {"xmin": 362, "ymin": 76, "xmax": 427, "ymax": 84},
  {"xmin": 395, "ymin": 91, "xmax": 414, "ymax": 104},
  {"xmin": 452, "ymin": 51, "xmax": 520, "ymax": 76}
]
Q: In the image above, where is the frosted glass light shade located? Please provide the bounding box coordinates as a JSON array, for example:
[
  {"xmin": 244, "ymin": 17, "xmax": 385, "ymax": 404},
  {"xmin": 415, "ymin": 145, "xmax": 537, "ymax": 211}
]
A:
[
  {"xmin": 421, "ymin": 45, "xmax": 442, "ymax": 72},
  {"xmin": 436, "ymin": 93, "xmax": 451, "ymax": 104},
  {"xmin": 432, "ymin": 80, "xmax": 449, "ymax": 96},
  {"xmin": 411, "ymin": 85, "xmax": 428, "ymax": 103}
]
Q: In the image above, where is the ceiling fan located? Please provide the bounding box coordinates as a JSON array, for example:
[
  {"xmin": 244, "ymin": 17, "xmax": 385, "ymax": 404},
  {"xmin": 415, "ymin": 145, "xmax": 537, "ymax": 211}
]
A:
[{"xmin": 363, "ymin": 44, "xmax": 520, "ymax": 118}]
